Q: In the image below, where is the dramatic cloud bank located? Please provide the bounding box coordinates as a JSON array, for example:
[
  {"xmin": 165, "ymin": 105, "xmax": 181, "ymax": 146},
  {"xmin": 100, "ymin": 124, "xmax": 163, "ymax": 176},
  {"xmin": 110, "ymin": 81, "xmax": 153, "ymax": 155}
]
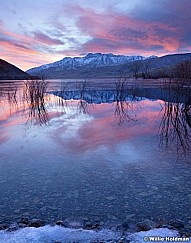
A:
[{"xmin": 1, "ymin": 0, "xmax": 191, "ymax": 70}]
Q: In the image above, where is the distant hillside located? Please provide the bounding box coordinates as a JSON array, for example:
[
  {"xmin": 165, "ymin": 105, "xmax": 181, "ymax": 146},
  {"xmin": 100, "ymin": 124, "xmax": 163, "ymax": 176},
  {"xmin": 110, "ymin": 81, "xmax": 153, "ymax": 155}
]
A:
[
  {"xmin": 26, "ymin": 53, "xmax": 191, "ymax": 79},
  {"xmin": 0, "ymin": 59, "xmax": 31, "ymax": 80}
]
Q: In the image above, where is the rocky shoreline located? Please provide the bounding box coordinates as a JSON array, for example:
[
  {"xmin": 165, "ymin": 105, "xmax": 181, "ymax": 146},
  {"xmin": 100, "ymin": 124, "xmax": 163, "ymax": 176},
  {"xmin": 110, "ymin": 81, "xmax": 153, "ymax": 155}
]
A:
[{"xmin": 1, "ymin": 217, "xmax": 191, "ymax": 238}]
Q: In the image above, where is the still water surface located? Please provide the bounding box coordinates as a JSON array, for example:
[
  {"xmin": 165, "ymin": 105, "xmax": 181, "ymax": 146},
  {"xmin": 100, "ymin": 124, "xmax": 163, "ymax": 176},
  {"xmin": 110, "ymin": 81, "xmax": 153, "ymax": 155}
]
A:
[{"xmin": 0, "ymin": 80, "xmax": 191, "ymax": 226}]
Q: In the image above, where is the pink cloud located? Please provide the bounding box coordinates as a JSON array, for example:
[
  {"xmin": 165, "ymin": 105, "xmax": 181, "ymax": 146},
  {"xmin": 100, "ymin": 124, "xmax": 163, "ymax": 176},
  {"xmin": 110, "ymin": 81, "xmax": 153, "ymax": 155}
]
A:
[
  {"xmin": 70, "ymin": 6, "xmax": 180, "ymax": 55},
  {"xmin": 0, "ymin": 22, "xmax": 64, "ymax": 70},
  {"xmin": 32, "ymin": 31, "xmax": 64, "ymax": 45}
]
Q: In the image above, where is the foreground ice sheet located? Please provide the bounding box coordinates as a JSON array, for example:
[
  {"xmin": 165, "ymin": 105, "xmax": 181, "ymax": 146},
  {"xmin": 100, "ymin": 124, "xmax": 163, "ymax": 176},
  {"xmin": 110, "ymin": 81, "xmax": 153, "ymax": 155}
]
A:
[
  {"xmin": 0, "ymin": 226, "xmax": 190, "ymax": 243},
  {"xmin": 0, "ymin": 226, "xmax": 121, "ymax": 243}
]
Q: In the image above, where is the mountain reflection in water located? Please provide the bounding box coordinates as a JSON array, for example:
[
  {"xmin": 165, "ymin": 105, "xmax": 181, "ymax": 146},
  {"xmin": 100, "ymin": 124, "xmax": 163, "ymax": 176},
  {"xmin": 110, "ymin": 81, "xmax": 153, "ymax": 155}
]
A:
[
  {"xmin": 0, "ymin": 80, "xmax": 191, "ymax": 226},
  {"xmin": 0, "ymin": 80, "xmax": 191, "ymax": 158}
]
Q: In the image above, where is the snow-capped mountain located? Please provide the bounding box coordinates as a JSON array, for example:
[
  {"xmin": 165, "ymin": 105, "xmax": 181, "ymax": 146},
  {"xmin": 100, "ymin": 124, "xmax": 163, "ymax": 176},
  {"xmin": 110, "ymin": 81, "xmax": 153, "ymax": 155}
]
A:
[
  {"xmin": 26, "ymin": 53, "xmax": 191, "ymax": 79},
  {"xmin": 27, "ymin": 53, "xmax": 154, "ymax": 76}
]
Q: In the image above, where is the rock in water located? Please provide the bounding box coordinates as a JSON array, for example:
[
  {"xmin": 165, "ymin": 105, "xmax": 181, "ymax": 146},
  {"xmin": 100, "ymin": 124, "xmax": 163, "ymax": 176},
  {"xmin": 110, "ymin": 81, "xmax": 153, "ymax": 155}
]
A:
[{"xmin": 137, "ymin": 219, "xmax": 158, "ymax": 231}]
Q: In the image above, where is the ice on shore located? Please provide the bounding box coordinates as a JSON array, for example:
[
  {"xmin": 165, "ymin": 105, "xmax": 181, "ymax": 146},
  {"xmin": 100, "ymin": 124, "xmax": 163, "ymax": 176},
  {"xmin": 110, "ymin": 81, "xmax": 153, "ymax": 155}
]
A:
[
  {"xmin": 0, "ymin": 226, "xmax": 190, "ymax": 243},
  {"xmin": 0, "ymin": 226, "xmax": 121, "ymax": 243}
]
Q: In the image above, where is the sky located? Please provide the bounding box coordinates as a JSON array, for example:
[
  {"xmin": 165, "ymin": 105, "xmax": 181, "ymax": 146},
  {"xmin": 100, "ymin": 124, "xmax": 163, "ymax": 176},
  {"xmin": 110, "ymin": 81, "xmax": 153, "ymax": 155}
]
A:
[{"xmin": 0, "ymin": 0, "xmax": 191, "ymax": 71}]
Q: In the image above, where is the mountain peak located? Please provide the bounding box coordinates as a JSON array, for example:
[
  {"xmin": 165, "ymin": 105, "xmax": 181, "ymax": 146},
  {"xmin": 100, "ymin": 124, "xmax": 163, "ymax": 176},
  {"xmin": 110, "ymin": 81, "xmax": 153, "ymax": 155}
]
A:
[{"xmin": 85, "ymin": 53, "xmax": 102, "ymax": 57}]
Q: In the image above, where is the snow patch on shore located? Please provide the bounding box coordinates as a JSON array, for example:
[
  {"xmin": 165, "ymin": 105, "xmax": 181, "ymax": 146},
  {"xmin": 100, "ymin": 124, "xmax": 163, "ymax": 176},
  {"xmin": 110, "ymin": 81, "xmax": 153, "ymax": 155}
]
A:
[
  {"xmin": 0, "ymin": 226, "xmax": 120, "ymax": 243},
  {"xmin": 0, "ymin": 226, "xmax": 190, "ymax": 243}
]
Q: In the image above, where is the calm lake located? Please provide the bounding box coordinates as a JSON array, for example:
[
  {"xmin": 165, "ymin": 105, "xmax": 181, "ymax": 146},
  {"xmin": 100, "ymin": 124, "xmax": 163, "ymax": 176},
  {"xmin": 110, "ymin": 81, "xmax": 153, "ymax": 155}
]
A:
[{"xmin": 0, "ymin": 79, "xmax": 191, "ymax": 227}]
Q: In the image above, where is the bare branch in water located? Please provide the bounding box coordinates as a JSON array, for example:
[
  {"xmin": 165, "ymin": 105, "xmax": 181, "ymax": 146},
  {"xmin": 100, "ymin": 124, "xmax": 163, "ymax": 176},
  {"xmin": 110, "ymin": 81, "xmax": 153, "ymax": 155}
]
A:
[
  {"xmin": 159, "ymin": 101, "xmax": 191, "ymax": 159},
  {"xmin": 23, "ymin": 78, "xmax": 49, "ymax": 125},
  {"xmin": 114, "ymin": 73, "xmax": 138, "ymax": 125}
]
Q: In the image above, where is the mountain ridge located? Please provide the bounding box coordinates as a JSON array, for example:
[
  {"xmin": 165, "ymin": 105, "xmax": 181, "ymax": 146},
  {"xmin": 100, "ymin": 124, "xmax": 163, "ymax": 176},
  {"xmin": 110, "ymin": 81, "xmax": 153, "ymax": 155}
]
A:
[
  {"xmin": 27, "ymin": 53, "xmax": 157, "ymax": 76},
  {"xmin": 0, "ymin": 59, "xmax": 31, "ymax": 80},
  {"xmin": 26, "ymin": 52, "xmax": 191, "ymax": 79}
]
